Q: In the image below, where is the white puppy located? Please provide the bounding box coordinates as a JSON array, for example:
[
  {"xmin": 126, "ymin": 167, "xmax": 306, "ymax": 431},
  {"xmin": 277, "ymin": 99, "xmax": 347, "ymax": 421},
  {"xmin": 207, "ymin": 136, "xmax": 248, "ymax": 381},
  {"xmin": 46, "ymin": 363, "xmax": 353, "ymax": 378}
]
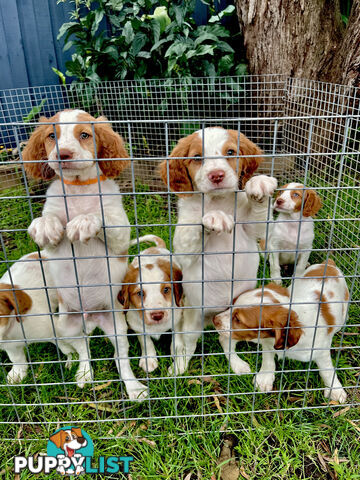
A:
[
  {"xmin": 214, "ymin": 260, "xmax": 348, "ymax": 403},
  {"xmin": 160, "ymin": 127, "xmax": 277, "ymax": 375},
  {"xmin": 0, "ymin": 252, "xmax": 80, "ymax": 384},
  {"xmin": 118, "ymin": 235, "xmax": 183, "ymax": 373}
]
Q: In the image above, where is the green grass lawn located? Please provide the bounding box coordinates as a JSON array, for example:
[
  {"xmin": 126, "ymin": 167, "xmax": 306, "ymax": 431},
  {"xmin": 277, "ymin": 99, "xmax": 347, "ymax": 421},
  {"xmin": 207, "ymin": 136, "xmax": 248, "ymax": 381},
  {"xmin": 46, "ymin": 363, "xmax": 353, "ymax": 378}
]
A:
[{"xmin": 0, "ymin": 181, "xmax": 359, "ymax": 479}]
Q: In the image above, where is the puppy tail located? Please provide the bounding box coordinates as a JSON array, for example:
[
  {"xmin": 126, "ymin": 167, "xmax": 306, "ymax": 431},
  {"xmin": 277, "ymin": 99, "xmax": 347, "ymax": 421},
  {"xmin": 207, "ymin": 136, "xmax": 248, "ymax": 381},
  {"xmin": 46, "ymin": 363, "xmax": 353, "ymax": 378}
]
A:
[{"xmin": 129, "ymin": 235, "xmax": 166, "ymax": 249}]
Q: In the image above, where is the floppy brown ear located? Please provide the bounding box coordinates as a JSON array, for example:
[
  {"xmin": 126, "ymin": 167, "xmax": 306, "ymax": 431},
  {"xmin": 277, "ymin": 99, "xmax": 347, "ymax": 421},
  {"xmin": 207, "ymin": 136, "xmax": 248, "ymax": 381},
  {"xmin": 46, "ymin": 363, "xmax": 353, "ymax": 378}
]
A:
[
  {"xmin": 118, "ymin": 284, "xmax": 130, "ymax": 310},
  {"xmin": 171, "ymin": 264, "xmax": 183, "ymax": 307},
  {"xmin": 22, "ymin": 117, "xmax": 55, "ymax": 180},
  {"xmin": 303, "ymin": 189, "xmax": 322, "ymax": 217},
  {"xmin": 49, "ymin": 430, "xmax": 65, "ymax": 449},
  {"xmin": 273, "ymin": 309, "xmax": 303, "ymax": 350},
  {"xmin": 71, "ymin": 427, "xmax": 83, "ymax": 438},
  {"xmin": 94, "ymin": 117, "xmax": 129, "ymax": 178},
  {"xmin": 0, "ymin": 283, "xmax": 32, "ymax": 322},
  {"xmin": 228, "ymin": 130, "xmax": 264, "ymax": 188},
  {"xmin": 159, "ymin": 134, "xmax": 195, "ymax": 195}
]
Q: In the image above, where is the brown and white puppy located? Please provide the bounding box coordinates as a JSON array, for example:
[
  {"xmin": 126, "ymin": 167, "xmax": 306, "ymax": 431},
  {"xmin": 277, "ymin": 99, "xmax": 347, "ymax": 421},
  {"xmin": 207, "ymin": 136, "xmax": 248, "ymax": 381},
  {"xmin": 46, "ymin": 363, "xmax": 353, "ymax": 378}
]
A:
[
  {"xmin": 22, "ymin": 109, "xmax": 147, "ymax": 400},
  {"xmin": 159, "ymin": 127, "xmax": 277, "ymax": 375},
  {"xmin": 118, "ymin": 235, "xmax": 183, "ymax": 373},
  {"xmin": 0, "ymin": 252, "xmax": 80, "ymax": 384},
  {"xmin": 214, "ymin": 260, "xmax": 348, "ymax": 403},
  {"xmin": 264, "ymin": 183, "xmax": 322, "ymax": 283}
]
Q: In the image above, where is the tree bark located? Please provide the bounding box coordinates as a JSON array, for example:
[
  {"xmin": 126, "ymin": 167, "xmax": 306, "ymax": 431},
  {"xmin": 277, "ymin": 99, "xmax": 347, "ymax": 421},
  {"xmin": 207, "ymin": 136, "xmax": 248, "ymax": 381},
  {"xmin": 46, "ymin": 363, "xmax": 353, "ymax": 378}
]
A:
[{"xmin": 235, "ymin": 0, "xmax": 360, "ymax": 87}]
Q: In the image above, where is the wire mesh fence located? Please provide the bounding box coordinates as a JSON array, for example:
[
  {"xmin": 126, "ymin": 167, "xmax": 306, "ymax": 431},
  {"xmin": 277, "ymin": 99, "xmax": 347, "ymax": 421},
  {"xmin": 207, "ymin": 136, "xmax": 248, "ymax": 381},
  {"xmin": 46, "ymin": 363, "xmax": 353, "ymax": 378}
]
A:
[{"xmin": 0, "ymin": 75, "xmax": 359, "ymax": 441}]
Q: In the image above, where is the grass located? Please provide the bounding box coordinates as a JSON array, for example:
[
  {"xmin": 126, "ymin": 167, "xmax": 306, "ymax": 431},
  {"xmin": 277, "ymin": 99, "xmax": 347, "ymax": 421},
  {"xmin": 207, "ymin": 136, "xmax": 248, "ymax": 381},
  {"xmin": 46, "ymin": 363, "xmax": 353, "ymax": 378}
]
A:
[{"xmin": 0, "ymin": 180, "xmax": 359, "ymax": 478}]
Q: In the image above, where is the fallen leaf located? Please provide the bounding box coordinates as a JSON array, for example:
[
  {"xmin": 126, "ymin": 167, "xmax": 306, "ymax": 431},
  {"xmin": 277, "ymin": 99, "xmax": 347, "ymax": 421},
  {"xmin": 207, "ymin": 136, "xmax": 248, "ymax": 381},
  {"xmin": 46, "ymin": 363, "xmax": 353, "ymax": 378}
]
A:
[
  {"xmin": 17, "ymin": 426, "xmax": 23, "ymax": 441},
  {"xmin": 87, "ymin": 403, "xmax": 115, "ymax": 413},
  {"xmin": 213, "ymin": 396, "xmax": 223, "ymax": 414},
  {"xmin": 240, "ymin": 465, "xmax": 251, "ymax": 479},
  {"xmin": 218, "ymin": 437, "xmax": 240, "ymax": 480},
  {"xmin": 288, "ymin": 396, "xmax": 303, "ymax": 403},
  {"xmin": 346, "ymin": 419, "xmax": 360, "ymax": 433},
  {"xmin": 94, "ymin": 380, "xmax": 113, "ymax": 391},
  {"xmin": 188, "ymin": 379, "xmax": 202, "ymax": 385},
  {"xmin": 184, "ymin": 473, "xmax": 193, "ymax": 480},
  {"xmin": 137, "ymin": 437, "xmax": 156, "ymax": 448},
  {"xmin": 116, "ymin": 420, "xmax": 136, "ymax": 437},
  {"xmin": 317, "ymin": 452, "xmax": 328, "ymax": 472},
  {"xmin": 332, "ymin": 406, "xmax": 350, "ymax": 418},
  {"xmin": 15, "ymin": 475, "xmax": 19, "ymax": 480}
]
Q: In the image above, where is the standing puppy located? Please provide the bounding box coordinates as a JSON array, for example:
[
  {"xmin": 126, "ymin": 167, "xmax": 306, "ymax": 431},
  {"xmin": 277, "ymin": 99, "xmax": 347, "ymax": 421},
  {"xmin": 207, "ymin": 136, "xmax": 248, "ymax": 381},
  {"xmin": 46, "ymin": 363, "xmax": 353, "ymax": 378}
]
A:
[
  {"xmin": 160, "ymin": 127, "xmax": 277, "ymax": 375},
  {"xmin": 214, "ymin": 260, "xmax": 348, "ymax": 403},
  {"xmin": 118, "ymin": 235, "xmax": 183, "ymax": 373},
  {"xmin": 22, "ymin": 110, "xmax": 147, "ymax": 400},
  {"xmin": 266, "ymin": 183, "xmax": 321, "ymax": 283}
]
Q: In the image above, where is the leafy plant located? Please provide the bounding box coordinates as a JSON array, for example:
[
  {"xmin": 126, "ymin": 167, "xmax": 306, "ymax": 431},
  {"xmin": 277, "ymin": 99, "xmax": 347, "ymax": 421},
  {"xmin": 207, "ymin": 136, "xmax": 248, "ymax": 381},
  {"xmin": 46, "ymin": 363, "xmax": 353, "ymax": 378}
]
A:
[{"xmin": 57, "ymin": 0, "xmax": 246, "ymax": 82}]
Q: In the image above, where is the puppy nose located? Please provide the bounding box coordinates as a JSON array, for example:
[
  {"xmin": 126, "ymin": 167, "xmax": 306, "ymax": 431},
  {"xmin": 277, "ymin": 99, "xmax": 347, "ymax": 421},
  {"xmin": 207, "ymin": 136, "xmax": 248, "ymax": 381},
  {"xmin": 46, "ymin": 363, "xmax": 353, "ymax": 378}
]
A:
[
  {"xmin": 59, "ymin": 149, "xmax": 74, "ymax": 160},
  {"xmin": 208, "ymin": 170, "xmax": 225, "ymax": 184},
  {"xmin": 77, "ymin": 436, "xmax": 86, "ymax": 444},
  {"xmin": 150, "ymin": 311, "xmax": 164, "ymax": 322},
  {"xmin": 276, "ymin": 198, "xmax": 284, "ymax": 206}
]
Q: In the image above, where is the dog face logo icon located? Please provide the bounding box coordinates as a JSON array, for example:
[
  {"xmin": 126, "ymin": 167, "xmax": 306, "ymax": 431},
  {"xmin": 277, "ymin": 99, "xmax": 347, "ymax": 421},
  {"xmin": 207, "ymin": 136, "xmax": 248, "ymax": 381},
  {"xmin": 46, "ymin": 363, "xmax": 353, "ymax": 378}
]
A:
[{"xmin": 47, "ymin": 426, "xmax": 94, "ymax": 475}]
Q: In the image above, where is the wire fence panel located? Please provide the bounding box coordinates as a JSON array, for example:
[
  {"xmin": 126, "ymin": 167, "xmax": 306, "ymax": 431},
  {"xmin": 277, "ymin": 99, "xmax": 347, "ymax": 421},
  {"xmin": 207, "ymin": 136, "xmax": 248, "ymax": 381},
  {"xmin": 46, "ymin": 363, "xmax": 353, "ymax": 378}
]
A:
[{"xmin": 0, "ymin": 75, "xmax": 359, "ymax": 441}]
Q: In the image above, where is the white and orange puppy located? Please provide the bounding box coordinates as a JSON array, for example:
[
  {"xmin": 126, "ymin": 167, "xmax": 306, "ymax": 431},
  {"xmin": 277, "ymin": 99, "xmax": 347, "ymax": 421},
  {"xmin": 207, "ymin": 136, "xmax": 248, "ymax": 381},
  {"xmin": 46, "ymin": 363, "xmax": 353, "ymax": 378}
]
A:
[
  {"xmin": 22, "ymin": 109, "xmax": 147, "ymax": 400},
  {"xmin": 266, "ymin": 183, "xmax": 322, "ymax": 283},
  {"xmin": 160, "ymin": 127, "xmax": 277, "ymax": 375},
  {"xmin": 0, "ymin": 252, "xmax": 79, "ymax": 384},
  {"xmin": 214, "ymin": 260, "xmax": 348, "ymax": 403},
  {"xmin": 118, "ymin": 236, "xmax": 183, "ymax": 373}
]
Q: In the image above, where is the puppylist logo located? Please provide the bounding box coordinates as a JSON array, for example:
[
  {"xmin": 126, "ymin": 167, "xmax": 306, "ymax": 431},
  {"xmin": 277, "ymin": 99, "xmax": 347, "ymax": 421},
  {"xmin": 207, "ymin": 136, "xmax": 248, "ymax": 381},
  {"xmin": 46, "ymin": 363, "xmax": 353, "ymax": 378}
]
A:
[{"xmin": 14, "ymin": 426, "xmax": 133, "ymax": 475}]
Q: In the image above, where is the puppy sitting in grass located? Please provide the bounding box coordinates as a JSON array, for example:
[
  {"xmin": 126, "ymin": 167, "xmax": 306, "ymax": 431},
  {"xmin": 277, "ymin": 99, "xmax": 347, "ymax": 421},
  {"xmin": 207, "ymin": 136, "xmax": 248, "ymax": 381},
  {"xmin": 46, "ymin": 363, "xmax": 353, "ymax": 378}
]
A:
[{"xmin": 118, "ymin": 235, "xmax": 183, "ymax": 373}]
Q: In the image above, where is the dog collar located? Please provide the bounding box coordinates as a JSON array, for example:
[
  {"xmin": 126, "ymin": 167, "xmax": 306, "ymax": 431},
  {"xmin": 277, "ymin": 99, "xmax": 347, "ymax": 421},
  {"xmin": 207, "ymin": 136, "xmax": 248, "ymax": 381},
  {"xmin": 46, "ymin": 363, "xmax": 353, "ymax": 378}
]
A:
[{"xmin": 63, "ymin": 175, "xmax": 107, "ymax": 186}]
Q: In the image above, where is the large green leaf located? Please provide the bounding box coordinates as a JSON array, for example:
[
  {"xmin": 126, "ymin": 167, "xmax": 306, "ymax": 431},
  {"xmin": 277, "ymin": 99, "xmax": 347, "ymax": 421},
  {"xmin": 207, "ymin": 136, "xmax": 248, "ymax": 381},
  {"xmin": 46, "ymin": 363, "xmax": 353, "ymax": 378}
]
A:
[{"xmin": 123, "ymin": 21, "xmax": 134, "ymax": 44}]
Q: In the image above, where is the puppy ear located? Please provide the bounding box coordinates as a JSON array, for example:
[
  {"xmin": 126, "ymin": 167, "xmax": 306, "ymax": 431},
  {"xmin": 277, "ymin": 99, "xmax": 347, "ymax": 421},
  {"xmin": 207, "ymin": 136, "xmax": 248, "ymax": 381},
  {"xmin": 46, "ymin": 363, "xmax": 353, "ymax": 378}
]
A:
[
  {"xmin": 171, "ymin": 264, "xmax": 183, "ymax": 307},
  {"xmin": 159, "ymin": 134, "xmax": 195, "ymax": 195},
  {"xmin": 49, "ymin": 430, "xmax": 64, "ymax": 449},
  {"xmin": 303, "ymin": 189, "xmax": 322, "ymax": 217},
  {"xmin": 0, "ymin": 283, "xmax": 32, "ymax": 322},
  {"xmin": 228, "ymin": 130, "xmax": 264, "ymax": 188},
  {"xmin": 117, "ymin": 284, "xmax": 130, "ymax": 310},
  {"xmin": 94, "ymin": 117, "xmax": 130, "ymax": 178},
  {"xmin": 22, "ymin": 118, "xmax": 55, "ymax": 180},
  {"xmin": 273, "ymin": 309, "xmax": 303, "ymax": 350},
  {"xmin": 71, "ymin": 427, "xmax": 83, "ymax": 438}
]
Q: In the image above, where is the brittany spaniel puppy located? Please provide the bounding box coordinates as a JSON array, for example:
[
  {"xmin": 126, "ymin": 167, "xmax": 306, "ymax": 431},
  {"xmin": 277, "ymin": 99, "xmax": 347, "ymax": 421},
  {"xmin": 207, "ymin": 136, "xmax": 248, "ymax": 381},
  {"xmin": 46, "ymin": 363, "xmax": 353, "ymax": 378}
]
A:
[
  {"xmin": 0, "ymin": 252, "xmax": 80, "ymax": 384},
  {"xmin": 214, "ymin": 260, "xmax": 348, "ymax": 403},
  {"xmin": 265, "ymin": 183, "xmax": 322, "ymax": 283},
  {"xmin": 22, "ymin": 109, "xmax": 147, "ymax": 399},
  {"xmin": 160, "ymin": 127, "xmax": 277, "ymax": 375},
  {"xmin": 118, "ymin": 235, "xmax": 183, "ymax": 373}
]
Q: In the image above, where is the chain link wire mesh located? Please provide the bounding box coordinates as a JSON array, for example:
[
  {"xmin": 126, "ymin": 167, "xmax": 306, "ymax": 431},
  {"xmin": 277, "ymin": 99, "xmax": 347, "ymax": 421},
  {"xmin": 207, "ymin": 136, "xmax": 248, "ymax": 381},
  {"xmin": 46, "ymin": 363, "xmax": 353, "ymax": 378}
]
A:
[{"xmin": 0, "ymin": 75, "xmax": 359, "ymax": 441}]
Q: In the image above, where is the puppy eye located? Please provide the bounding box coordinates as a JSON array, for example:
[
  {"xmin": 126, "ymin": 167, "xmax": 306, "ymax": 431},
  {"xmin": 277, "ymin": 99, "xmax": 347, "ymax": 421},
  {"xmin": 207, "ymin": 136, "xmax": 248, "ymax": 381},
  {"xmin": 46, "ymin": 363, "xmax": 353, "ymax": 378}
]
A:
[
  {"xmin": 163, "ymin": 287, "xmax": 170, "ymax": 294},
  {"xmin": 80, "ymin": 132, "xmax": 90, "ymax": 139},
  {"xmin": 48, "ymin": 133, "xmax": 56, "ymax": 140},
  {"xmin": 293, "ymin": 193, "xmax": 299, "ymax": 197},
  {"xmin": 227, "ymin": 149, "xmax": 235, "ymax": 156},
  {"xmin": 136, "ymin": 291, "xmax": 142, "ymax": 297},
  {"xmin": 65, "ymin": 436, "xmax": 70, "ymax": 441},
  {"xmin": 193, "ymin": 154, "xmax": 202, "ymax": 161}
]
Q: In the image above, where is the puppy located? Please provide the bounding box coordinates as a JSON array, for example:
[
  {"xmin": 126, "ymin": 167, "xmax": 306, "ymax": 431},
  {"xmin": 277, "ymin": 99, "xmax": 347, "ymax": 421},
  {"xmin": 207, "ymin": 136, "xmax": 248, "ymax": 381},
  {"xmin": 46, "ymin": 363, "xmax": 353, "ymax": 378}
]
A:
[
  {"xmin": 160, "ymin": 127, "xmax": 277, "ymax": 375},
  {"xmin": 265, "ymin": 183, "xmax": 321, "ymax": 283},
  {"xmin": 213, "ymin": 260, "xmax": 348, "ymax": 403},
  {"xmin": 50, "ymin": 427, "xmax": 87, "ymax": 475},
  {"xmin": 0, "ymin": 252, "xmax": 80, "ymax": 384},
  {"xmin": 118, "ymin": 235, "xmax": 183, "ymax": 373},
  {"xmin": 22, "ymin": 109, "xmax": 147, "ymax": 399}
]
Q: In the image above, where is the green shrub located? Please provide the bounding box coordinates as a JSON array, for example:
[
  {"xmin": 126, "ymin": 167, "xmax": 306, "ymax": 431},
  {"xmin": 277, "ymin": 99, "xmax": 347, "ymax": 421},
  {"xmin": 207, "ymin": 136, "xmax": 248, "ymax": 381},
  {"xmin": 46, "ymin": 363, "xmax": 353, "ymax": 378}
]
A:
[{"xmin": 56, "ymin": 0, "xmax": 246, "ymax": 82}]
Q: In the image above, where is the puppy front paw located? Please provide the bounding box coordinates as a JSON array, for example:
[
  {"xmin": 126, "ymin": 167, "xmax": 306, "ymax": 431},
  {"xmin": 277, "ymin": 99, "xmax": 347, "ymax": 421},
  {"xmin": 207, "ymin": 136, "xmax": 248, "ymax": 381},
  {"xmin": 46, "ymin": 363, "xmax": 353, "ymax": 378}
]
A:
[
  {"xmin": 202, "ymin": 210, "xmax": 234, "ymax": 234},
  {"xmin": 66, "ymin": 214, "xmax": 102, "ymax": 243},
  {"xmin": 254, "ymin": 372, "xmax": 275, "ymax": 392},
  {"xmin": 127, "ymin": 382, "xmax": 148, "ymax": 401},
  {"xmin": 139, "ymin": 356, "xmax": 158, "ymax": 373},
  {"xmin": 324, "ymin": 386, "xmax": 347, "ymax": 404},
  {"xmin": 245, "ymin": 175, "xmax": 278, "ymax": 202},
  {"xmin": 28, "ymin": 215, "xmax": 64, "ymax": 247}
]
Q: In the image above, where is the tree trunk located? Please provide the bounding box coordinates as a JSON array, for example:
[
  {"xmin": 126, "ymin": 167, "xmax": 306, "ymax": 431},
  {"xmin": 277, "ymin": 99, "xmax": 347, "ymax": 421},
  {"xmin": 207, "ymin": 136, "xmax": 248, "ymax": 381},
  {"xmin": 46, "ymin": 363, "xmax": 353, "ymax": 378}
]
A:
[{"xmin": 235, "ymin": 0, "xmax": 360, "ymax": 87}]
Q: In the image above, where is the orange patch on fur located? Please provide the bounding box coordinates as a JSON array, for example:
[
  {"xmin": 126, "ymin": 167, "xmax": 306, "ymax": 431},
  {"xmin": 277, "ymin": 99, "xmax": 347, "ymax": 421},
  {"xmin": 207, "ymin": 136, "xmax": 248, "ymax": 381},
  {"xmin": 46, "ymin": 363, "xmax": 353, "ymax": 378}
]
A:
[
  {"xmin": 255, "ymin": 290, "xmax": 280, "ymax": 304},
  {"xmin": 266, "ymin": 283, "xmax": 290, "ymax": 297},
  {"xmin": 231, "ymin": 304, "xmax": 303, "ymax": 349},
  {"xmin": 157, "ymin": 259, "xmax": 183, "ymax": 306},
  {"xmin": 315, "ymin": 290, "xmax": 335, "ymax": 334},
  {"xmin": 304, "ymin": 263, "xmax": 339, "ymax": 281},
  {"xmin": 0, "ymin": 283, "xmax": 32, "ymax": 325}
]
